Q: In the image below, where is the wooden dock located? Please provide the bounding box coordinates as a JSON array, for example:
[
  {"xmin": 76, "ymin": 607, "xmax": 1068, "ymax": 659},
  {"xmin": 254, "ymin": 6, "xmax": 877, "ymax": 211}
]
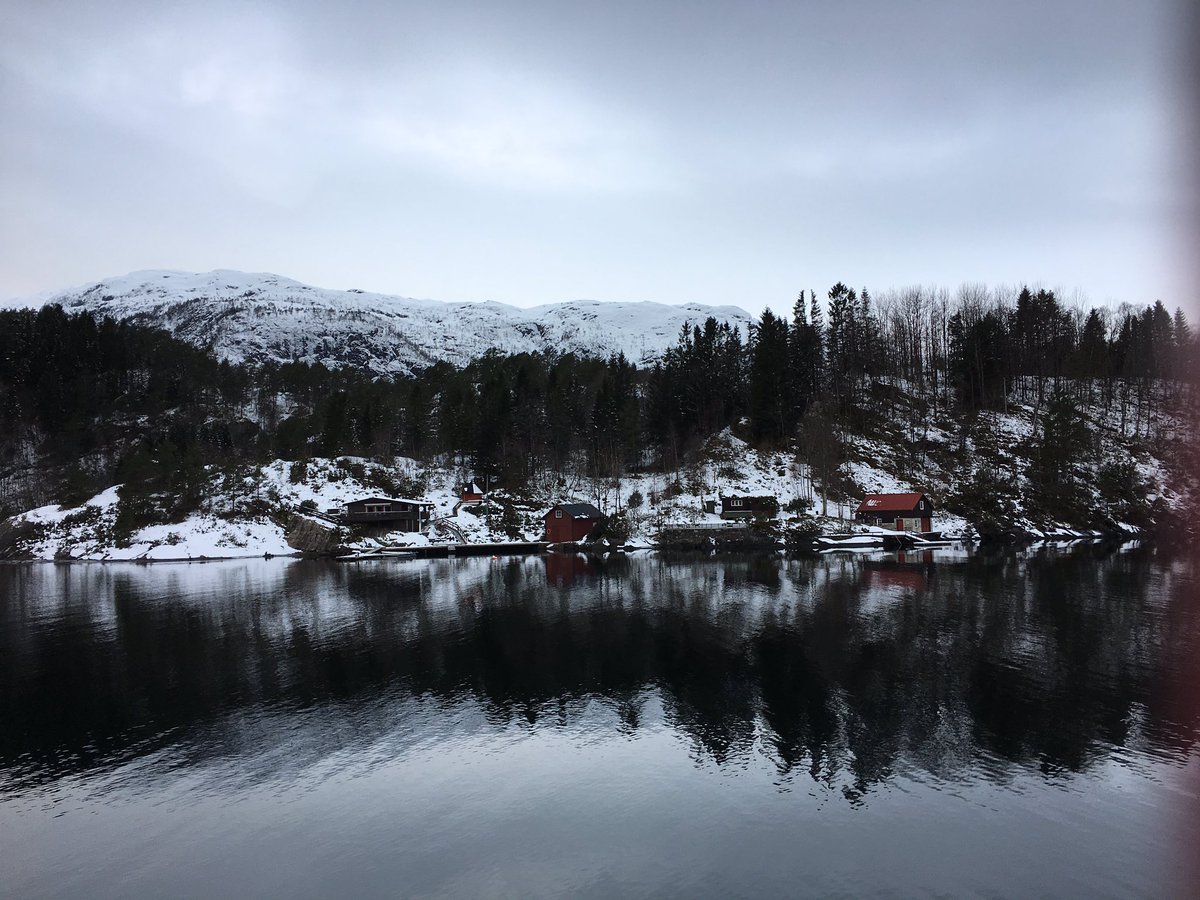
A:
[
  {"xmin": 338, "ymin": 541, "xmax": 549, "ymax": 560},
  {"xmin": 413, "ymin": 541, "xmax": 549, "ymax": 558},
  {"xmin": 817, "ymin": 531, "xmax": 952, "ymax": 552}
]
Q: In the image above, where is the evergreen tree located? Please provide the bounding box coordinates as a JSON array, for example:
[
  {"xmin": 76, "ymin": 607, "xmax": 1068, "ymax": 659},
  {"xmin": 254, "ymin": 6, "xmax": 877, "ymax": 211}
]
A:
[
  {"xmin": 749, "ymin": 309, "xmax": 790, "ymax": 443},
  {"xmin": 1172, "ymin": 307, "xmax": 1193, "ymax": 382},
  {"xmin": 1029, "ymin": 389, "xmax": 1092, "ymax": 519},
  {"xmin": 808, "ymin": 291, "xmax": 825, "ymax": 389},
  {"xmin": 788, "ymin": 292, "xmax": 820, "ymax": 420}
]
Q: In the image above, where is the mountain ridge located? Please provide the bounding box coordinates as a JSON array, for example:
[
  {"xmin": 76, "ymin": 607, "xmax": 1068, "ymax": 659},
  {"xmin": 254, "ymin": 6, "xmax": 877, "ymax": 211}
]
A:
[{"xmin": 5, "ymin": 269, "xmax": 754, "ymax": 375}]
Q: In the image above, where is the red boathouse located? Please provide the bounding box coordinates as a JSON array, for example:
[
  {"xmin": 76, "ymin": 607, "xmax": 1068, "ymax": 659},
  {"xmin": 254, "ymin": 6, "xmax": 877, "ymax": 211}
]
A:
[
  {"xmin": 544, "ymin": 502, "xmax": 603, "ymax": 543},
  {"xmin": 855, "ymin": 492, "xmax": 933, "ymax": 532}
]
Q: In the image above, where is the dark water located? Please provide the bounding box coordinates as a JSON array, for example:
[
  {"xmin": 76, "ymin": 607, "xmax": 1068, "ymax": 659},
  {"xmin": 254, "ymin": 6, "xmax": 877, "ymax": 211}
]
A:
[{"xmin": 2, "ymin": 548, "xmax": 1198, "ymax": 898}]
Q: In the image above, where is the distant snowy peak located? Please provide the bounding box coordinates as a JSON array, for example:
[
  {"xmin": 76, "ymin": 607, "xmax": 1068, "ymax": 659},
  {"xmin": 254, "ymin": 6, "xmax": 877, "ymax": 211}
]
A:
[{"xmin": 10, "ymin": 270, "xmax": 753, "ymax": 375}]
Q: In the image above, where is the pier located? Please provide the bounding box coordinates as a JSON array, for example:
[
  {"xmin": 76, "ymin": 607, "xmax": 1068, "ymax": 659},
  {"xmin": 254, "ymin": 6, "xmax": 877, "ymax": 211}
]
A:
[{"xmin": 339, "ymin": 541, "xmax": 549, "ymax": 560}]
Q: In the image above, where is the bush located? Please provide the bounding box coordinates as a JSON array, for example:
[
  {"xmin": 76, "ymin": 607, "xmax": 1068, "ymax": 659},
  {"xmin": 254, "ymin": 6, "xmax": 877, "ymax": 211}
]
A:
[
  {"xmin": 783, "ymin": 520, "xmax": 820, "ymax": 553},
  {"xmin": 748, "ymin": 515, "xmax": 779, "ymax": 540},
  {"xmin": 1097, "ymin": 459, "xmax": 1151, "ymax": 528},
  {"xmin": 786, "ymin": 511, "xmax": 820, "ymax": 536},
  {"xmin": 754, "ymin": 497, "xmax": 780, "ymax": 517},
  {"xmin": 60, "ymin": 505, "xmax": 102, "ymax": 528},
  {"xmin": 289, "ymin": 460, "xmax": 308, "ymax": 484},
  {"xmin": 947, "ymin": 468, "xmax": 1020, "ymax": 538},
  {"xmin": 364, "ymin": 466, "xmax": 425, "ymax": 499},
  {"xmin": 589, "ymin": 512, "xmax": 632, "ymax": 545},
  {"xmin": 500, "ymin": 503, "xmax": 523, "ymax": 539},
  {"xmin": 627, "ymin": 490, "xmax": 644, "ymax": 509},
  {"xmin": 112, "ymin": 492, "xmax": 163, "ymax": 546},
  {"xmin": 336, "ymin": 459, "xmax": 367, "ymax": 482}
]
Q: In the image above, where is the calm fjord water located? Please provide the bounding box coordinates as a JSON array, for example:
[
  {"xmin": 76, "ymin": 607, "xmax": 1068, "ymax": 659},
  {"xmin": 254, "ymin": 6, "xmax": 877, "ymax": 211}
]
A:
[{"xmin": 1, "ymin": 549, "xmax": 1197, "ymax": 898}]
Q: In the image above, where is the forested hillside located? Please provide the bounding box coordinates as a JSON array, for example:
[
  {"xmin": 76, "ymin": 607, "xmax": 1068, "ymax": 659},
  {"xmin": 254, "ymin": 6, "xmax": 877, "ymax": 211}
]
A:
[{"xmin": 1, "ymin": 282, "xmax": 1196, "ymax": 555}]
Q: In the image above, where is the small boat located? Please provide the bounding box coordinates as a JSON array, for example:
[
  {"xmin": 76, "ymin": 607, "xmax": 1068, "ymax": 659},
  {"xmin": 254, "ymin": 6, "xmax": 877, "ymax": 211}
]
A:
[
  {"xmin": 817, "ymin": 535, "xmax": 886, "ymax": 550},
  {"xmin": 336, "ymin": 548, "xmax": 417, "ymax": 561}
]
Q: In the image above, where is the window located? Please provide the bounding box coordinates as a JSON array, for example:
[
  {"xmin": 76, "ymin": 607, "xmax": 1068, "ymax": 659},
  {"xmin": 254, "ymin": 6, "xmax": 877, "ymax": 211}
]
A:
[
  {"xmin": 555, "ymin": 509, "xmax": 563, "ymax": 518},
  {"xmin": 365, "ymin": 503, "xmax": 390, "ymax": 514},
  {"xmin": 731, "ymin": 498, "xmax": 743, "ymax": 508}
]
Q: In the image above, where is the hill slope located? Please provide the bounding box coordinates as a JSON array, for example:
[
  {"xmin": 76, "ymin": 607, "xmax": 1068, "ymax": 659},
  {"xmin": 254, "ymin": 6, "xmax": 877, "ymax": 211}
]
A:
[{"xmin": 6, "ymin": 270, "xmax": 753, "ymax": 375}]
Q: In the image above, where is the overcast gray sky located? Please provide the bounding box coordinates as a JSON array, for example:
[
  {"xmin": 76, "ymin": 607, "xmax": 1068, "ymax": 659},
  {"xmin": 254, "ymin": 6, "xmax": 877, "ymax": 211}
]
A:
[{"xmin": 1, "ymin": 0, "xmax": 1194, "ymax": 312}]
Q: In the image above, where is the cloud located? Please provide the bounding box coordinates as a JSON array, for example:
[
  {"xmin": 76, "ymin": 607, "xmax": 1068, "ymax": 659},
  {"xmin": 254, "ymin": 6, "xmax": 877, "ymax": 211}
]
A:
[
  {"xmin": 0, "ymin": 0, "xmax": 1190, "ymax": 307},
  {"xmin": 358, "ymin": 65, "xmax": 669, "ymax": 192},
  {"xmin": 1, "ymin": 8, "xmax": 669, "ymax": 198}
]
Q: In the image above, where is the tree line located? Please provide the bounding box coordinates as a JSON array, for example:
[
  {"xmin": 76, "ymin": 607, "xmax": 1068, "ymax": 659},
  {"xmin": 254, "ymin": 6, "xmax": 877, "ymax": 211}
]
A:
[{"xmin": 0, "ymin": 285, "xmax": 1195, "ymax": 523}]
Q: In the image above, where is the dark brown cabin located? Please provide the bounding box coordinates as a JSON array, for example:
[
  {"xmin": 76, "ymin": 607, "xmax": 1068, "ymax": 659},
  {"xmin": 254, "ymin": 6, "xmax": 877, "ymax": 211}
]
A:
[
  {"xmin": 854, "ymin": 492, "xmax": 932, "ymax": 532},
  {"xmin": 719, "ymin": 495, "xmax": 778, "ymax": 520},
  {"xmin": 342, "ymin": 497, "xmax": 433, "ymax": 532}
]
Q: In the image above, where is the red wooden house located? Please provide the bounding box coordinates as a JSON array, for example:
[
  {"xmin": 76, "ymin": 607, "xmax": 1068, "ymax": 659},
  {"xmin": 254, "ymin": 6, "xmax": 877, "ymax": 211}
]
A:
[
  {"xmin": 855, "ymin": 492, "xmax": 933, "ymax": 532},
  {"xmin": 544, "ymin": 502, "xmax": 603, "ymax": 542}
]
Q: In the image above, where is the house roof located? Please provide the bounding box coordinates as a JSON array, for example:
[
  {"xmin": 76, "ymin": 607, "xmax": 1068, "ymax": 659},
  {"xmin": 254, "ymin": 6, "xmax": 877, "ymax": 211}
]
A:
[
  {"xmin": 550, "ymin": 502, "xmax": 603, "ymax": 519},
  {"xmin": 856, "ymin": 492, "xmax": 927, "ymax": 513},
  {"xmin": 347, "ymin": 496, "xmax": 433, "ymax": 507}
]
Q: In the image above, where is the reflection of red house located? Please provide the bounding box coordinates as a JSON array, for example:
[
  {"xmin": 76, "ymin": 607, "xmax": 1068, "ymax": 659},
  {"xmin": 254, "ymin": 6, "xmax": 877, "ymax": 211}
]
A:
[
  {"xmin": 864, "ymin": 564, "xmax": 929, "ymax": 592},
  {"xmin": 855, "ymin": 492, "xmax": 932, "ymax": 532},
  {"xmin": 896, "ymin": 550, "xmax": 935, "ymax": 566},
  {"xmin": 545, "ymin": 553, "xmax": 595, "ymax": 587},
  {"xmin": 544, "ymin": 502, "xmax": 603, "ymax": 542}
]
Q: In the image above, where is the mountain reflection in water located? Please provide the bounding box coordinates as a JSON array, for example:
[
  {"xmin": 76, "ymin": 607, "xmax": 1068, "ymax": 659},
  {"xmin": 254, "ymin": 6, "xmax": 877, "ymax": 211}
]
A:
[{"xmin": 1, "ymin": 547, "xmax": 1197, "ymax": 897}]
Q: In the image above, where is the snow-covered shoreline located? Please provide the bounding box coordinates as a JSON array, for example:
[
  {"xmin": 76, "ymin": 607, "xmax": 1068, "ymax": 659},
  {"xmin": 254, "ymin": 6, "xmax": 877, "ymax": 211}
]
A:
[{"xmin": 1, "ymin": 419, "xmax": 1166, "ymax": 561}]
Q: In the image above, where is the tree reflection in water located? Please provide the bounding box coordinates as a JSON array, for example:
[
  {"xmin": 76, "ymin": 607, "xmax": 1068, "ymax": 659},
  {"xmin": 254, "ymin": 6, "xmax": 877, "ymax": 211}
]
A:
[{"xmin": 1, "ymin": 546, "xmax": 1196, "ymax": 801}]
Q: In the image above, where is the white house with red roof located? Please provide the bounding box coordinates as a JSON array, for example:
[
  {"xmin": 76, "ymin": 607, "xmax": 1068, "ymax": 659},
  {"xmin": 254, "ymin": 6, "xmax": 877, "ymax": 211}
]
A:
[{"xmin": 855, "ymin": 492, "xmax": 933, "ymax": 533}]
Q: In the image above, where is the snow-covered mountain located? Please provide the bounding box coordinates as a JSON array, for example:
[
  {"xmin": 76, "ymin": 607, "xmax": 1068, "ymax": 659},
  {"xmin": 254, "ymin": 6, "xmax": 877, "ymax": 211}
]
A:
[{"xmin": 7, "ymin": 270, "xmax": 753, "ymax": 375}]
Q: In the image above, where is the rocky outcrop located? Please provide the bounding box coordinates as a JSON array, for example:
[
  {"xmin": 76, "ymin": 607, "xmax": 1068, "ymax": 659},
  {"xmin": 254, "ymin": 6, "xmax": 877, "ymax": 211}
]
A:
[
  {"xmin": 285, "ymin": 515, "xmax": 345, "ymax": 555},
  {"xmin": 656, "ymin": 525, "xmax": 778, "ymax": 550}
]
